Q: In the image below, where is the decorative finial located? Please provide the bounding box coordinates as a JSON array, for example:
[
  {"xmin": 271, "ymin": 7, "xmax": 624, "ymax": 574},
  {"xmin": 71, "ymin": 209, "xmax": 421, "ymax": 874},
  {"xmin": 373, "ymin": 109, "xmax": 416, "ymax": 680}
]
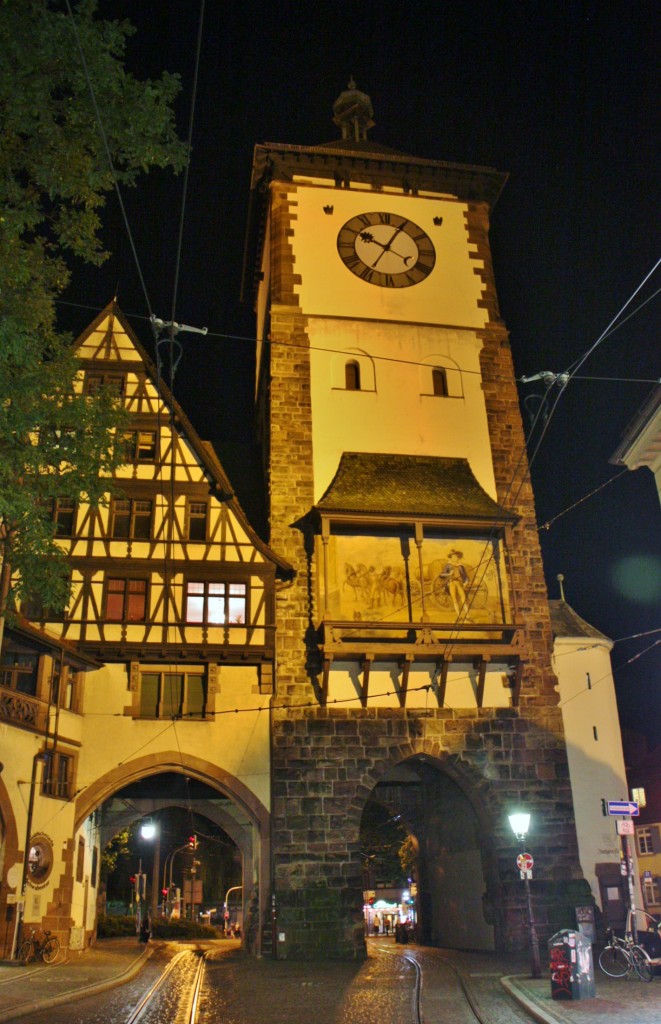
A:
[
  {"xmin": 556, "ymin": 573, "xmax": 566, "ymax": 601},
  {"xmin": 332, "ymin": 78, "xmax": 375, "ymax": 141}
]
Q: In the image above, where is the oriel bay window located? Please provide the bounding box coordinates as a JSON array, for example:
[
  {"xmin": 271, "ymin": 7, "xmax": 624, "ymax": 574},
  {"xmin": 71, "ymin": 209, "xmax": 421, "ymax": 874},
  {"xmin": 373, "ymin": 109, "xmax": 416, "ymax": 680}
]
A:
[
  {"xmin": 185, "ymin": 580, "xmax": 247, "ymax": 624},
  {"xmin": 139, "ymin": 669, "xmax": 207, "ymax": 719},
  {"xmin": 105, "ymin": 578, "xmax": 148, "ymax": 621}
]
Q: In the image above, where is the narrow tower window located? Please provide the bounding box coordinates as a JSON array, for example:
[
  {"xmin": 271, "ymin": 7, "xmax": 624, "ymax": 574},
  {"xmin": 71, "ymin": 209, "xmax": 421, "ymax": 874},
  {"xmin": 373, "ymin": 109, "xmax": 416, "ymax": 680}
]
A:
[
  {"xmin": 345, "ymin": 361, "xmax": 361, "ymax": 391},
  {"xmin": 432, "ymin": 368, "xmax": 448, "ymax": 396}
]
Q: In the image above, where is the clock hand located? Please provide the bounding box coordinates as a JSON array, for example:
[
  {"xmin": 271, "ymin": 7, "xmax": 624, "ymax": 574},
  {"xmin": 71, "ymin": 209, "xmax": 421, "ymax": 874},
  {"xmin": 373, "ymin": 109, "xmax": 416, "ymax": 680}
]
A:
[{"xmin": 357, "ymin": 229, "xmax": 414, "ymax": 269}]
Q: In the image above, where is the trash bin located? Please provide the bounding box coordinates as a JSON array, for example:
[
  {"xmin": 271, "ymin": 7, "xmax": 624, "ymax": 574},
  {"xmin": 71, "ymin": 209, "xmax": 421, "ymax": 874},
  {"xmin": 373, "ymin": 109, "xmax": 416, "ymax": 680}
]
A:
[{"xmin": 548, "ymin": 929, "xmax": 595, "ymax": 1000}]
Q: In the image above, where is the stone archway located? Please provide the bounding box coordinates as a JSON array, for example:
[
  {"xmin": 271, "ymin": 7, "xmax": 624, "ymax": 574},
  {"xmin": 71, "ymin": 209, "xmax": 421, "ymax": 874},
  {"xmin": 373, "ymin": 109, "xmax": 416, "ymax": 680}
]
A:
[
  {"xmin": 76, "ymin": 752, "xmax": 271, "ymax": 955},
  {"xmin": 358, "ymin": 746, "xmax": 500, "ymax": 951}
]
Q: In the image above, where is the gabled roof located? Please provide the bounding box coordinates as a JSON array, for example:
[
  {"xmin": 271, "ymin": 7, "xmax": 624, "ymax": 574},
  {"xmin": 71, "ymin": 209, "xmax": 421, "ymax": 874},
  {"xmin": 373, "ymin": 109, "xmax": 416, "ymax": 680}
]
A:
[
  {"xmin": 74, "ymin": 302, "xmax": 293, "ymax": 578},
  {"xmin": 549, "ymin": 600, "xmax": 610, "ymax": 641},
  {"xmin": 314, "ymin": 453, "xmax": 516, "ymax": 524}
]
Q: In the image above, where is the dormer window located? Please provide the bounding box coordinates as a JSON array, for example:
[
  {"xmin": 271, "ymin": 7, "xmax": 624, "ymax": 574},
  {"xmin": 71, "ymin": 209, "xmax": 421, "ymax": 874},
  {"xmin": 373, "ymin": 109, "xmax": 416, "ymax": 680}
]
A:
[
  {"xmin": 345, "ymin": 361, "xmax": 361, "ymax": 391},
  {"xmin": 432, "ymin": 368, "xmax": 448, "ymax": 397}
]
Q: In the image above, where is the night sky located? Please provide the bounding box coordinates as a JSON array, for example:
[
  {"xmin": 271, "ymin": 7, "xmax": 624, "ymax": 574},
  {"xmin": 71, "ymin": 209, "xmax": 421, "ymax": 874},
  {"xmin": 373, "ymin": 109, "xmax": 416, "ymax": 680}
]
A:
[{"xmin": 60, "ymin": 2, "xmax": 660, "ymax": 741}]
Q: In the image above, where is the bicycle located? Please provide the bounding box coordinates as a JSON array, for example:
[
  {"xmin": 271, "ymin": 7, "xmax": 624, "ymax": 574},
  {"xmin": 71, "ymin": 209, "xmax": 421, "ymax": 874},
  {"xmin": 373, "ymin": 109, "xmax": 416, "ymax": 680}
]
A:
[
  {"xmin": 17, "ymin": 927, "xmax": 60, "ymax": 964},
  {"xmin": 598, "ymin": 929, "xmax": 653, "ymax": 982}
]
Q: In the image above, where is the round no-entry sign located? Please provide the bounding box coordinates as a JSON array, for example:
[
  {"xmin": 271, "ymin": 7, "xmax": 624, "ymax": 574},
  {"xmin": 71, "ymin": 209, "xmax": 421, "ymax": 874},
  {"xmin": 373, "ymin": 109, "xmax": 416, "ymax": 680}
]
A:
[{"xmin": 517, "ymin": 852, "xmax": 534, "ymax": 872}]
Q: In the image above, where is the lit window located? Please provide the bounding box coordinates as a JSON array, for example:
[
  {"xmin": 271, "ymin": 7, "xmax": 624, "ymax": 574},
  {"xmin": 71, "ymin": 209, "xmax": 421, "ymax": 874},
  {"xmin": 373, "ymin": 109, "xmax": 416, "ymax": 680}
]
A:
[
  {"xmin": 185, "ymin": 581, "xmax": 246, "ymax": 624},
  {"xmin": 139, "ymin": 670, "xmax": 207, "ymax": 719},
  {"xmin": 632, "ymin": 787, "xmax": 647, "ymax": 808},
  {"xmin": 345, "ymin": 361, "xmax": 361, "ymax": 390},
  {"xmin": 106, "ymin": 579, "xmax": 148, "ymax": 622},
  {"xmin": 111, "ymin": 499, "xmax": 152, "ymax": 539},
  {"xmin": 432, "ymin": 368, "xmax": 448, "ymax": 396},
  {"xmin": 188, "ymin": 501, "xmax": 208, "ymax": 541}
]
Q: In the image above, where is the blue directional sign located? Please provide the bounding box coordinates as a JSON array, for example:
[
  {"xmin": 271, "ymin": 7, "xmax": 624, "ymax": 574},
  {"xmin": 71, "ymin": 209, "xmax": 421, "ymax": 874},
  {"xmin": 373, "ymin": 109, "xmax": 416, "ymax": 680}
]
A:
[{"xmin": 607, "ymin": 800, "xmax": 640, "ymax": 817}]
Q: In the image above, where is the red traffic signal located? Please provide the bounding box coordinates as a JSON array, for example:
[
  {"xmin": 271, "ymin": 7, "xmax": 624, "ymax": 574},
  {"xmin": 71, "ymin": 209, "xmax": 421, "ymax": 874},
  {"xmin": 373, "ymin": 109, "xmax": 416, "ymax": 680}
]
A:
[
  {"xmin": 161, "ymin": 888, "xmax": 168, "ymax": 897},
  {"xmin": 188, "ymin": 834, "xmax": 198, "ymax": 849}
]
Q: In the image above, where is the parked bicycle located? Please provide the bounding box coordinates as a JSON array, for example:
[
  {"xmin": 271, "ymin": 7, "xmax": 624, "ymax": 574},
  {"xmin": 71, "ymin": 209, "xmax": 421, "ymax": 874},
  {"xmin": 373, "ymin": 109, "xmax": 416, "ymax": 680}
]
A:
[
  {"xmin": 598, "ymin": 929, "xmax": 653, "ymax": 982},
  {"xmin": 17, "ymin": 928, "xmax": 60, "ymax": 964}
]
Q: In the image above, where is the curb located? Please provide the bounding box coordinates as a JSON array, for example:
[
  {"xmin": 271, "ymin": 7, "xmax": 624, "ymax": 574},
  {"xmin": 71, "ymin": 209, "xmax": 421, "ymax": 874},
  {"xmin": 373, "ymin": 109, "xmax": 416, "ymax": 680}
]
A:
[
  {"xmin": 501, "ymin": 975, "xmax": 566, "ymax": 1024},
  {"xmin": 2, "ymin": 944, "xmax": 154, "ymax": 1023}
]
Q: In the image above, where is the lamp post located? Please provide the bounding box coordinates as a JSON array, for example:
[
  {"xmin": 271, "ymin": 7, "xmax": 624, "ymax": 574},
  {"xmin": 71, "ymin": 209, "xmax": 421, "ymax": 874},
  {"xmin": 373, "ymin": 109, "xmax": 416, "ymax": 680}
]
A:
[
  {"xmin": 509, "ymin": 812, "xmax": 541, "ymax": 979},
  {"xmin": 140, "ymin": 818, "xmax": 160, "ymax": 921}
]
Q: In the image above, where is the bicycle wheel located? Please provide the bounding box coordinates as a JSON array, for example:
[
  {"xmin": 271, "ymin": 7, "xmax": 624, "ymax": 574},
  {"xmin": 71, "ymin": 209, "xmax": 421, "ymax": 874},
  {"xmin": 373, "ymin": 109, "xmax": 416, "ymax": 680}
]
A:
[
  {"xmin": 17, "ymin": 941, "xmax": 32, "ymax": 964},
  {"xmin": 42, "ymin": 937, "xmax": 59, "ymax": 964},
  {"xmin": 599, "ymin": 944, "xmax": 630, "ymax": 977},
  {"xmin": 630, "ymin": 945, "xmax": 653, "ymax": 982}
]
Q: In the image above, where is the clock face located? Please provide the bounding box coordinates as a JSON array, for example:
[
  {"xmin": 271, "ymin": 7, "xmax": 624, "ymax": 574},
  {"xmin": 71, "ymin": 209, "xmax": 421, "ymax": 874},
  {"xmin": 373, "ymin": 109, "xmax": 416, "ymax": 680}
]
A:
[{"xmin": 337, "ymin": 212, "xmax": 436, "ymax": 287}]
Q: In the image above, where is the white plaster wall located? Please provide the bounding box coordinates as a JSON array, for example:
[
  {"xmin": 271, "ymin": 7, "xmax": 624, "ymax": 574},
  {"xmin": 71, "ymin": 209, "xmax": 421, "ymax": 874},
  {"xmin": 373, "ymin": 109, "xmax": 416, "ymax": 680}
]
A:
[
  {"xmin": 325, "ymin": 663, "xmax": 512, "ymax": 709},
  {"xmin": 553, "ymin": 637, "xmax": 642, "ymax": 910},
  {"xmin": 308, "ymin": 318, "xmax": 496, "ymax": 501},
  {"xmin": 289, "ymin": 184, "xmax": 489, "ymax": 329},
  {"xmin": 78, "ymin": 663, "xmax": 272, "ymax": 812}
]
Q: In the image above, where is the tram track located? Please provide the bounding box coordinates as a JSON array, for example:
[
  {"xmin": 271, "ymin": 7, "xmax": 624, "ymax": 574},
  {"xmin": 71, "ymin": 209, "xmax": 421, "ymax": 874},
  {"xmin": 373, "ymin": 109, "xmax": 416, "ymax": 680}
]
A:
[
  {"xmin": 126, "ymin": 946, "xmax": 209, "ymax": 1024},
  {"xmin": 380, "ymin": 943, "xmax": 536, "ymax": 1024}
]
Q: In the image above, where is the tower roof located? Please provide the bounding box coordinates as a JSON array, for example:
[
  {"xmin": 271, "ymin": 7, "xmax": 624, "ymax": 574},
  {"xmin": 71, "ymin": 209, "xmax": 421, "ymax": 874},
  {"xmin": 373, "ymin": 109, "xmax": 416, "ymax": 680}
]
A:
[
  {"xmin": 548, "ymin": 599, "xmax": 610, "ymax": 641},
  {"xmin": 314, "ymin": 453, "xmax": 517, "ymax": 524},
  {"xmin": 332, "ymin": 78, "xmax": 375, "ymax": 141}
]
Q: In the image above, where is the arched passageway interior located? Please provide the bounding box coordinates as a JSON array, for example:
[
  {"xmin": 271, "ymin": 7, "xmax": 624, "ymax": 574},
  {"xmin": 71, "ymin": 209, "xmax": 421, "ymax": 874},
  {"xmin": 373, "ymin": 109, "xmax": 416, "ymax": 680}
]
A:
[
  {"xmin": 92, "ymin": 773, "xmax": 251, "ymax": 939},
  {"xmin": 361, "ymin": 757, "xmax": 495, "ymax": 951}
]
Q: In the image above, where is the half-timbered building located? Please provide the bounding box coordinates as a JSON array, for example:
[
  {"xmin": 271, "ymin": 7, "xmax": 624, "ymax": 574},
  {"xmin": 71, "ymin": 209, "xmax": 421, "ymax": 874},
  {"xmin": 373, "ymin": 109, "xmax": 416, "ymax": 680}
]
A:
[{"xmin": 0, "ymin": 303, "xmax": 291, "ymax": 956}]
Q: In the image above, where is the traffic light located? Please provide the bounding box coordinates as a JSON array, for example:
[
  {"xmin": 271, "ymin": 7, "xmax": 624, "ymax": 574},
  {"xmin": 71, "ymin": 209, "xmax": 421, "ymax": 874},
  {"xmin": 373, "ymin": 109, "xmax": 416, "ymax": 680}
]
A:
[
  {"xmin": 161, "ymin": 888, "xmax": 168, "ymax": 898},
  {"xmin": 188, "ymin": 834, "xmax": 198, "ymax": 849}
]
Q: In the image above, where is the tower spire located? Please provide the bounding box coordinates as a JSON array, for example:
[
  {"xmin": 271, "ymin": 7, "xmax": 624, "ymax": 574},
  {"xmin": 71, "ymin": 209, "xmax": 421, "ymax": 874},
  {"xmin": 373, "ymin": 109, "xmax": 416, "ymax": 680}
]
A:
[{"xmin": 332, "ymin": 77, "xmax": 375, "ymax": 141}]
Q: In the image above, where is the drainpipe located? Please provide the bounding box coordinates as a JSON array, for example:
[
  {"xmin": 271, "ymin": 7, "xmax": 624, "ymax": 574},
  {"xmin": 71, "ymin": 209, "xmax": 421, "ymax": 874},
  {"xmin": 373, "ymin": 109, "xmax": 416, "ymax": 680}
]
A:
[{"xmin": 11, "ymin": 751, "xmax": 45, "ymax": 959}]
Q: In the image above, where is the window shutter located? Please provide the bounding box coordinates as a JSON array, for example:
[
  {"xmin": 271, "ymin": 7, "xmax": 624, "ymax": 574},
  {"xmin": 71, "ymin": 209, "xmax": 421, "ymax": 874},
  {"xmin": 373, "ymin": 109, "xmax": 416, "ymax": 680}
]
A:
[{"xmin": 651, "ymin": 827, "xmax": 661, "ymax": 854}]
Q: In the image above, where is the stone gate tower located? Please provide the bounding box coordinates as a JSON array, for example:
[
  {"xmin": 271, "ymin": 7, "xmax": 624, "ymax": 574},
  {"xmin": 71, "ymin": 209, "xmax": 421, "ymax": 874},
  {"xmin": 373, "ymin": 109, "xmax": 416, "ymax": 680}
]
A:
[{"xmin": 243, "ymin": 83, "xmax": 585, "ymax": 959}]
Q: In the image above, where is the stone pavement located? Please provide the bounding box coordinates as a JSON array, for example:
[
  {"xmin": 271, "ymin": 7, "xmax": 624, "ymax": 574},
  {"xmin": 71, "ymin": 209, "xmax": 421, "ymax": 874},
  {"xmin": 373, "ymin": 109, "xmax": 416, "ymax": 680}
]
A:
[{"xmin": 0, "ymin": 936, "xmax": 659, "ymax": 1023}]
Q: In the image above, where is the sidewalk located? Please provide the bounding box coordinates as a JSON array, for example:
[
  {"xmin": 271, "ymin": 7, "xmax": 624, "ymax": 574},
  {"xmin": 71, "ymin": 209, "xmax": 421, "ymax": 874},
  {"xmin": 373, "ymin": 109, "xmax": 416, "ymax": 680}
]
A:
[
  {"xmin": 0, "ymin": 937, "xmax": 660, "ymax": 1024},
  {"xmin": 0, "ymin": 937, "xmax": 152, "ymax": 1021}
]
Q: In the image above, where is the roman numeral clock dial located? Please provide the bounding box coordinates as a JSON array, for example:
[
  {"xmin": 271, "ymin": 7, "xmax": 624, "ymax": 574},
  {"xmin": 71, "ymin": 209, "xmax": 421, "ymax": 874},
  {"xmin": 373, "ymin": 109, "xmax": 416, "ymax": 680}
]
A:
[{"xmin": 337, "ymin": 212, "xmax": 436, "ymax": 287}]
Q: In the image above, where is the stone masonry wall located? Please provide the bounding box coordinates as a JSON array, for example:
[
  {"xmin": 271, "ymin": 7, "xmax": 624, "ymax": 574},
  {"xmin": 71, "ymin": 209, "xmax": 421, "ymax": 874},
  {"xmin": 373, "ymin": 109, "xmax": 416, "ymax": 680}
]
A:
[{"xmin": 266, "ymin": 186, "xmax": 585, "ymax": 959}]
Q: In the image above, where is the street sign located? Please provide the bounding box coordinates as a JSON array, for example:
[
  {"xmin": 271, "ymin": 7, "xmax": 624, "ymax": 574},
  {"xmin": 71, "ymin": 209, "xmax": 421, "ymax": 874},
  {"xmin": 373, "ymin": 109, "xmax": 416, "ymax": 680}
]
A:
[
  {"xmin": 516, "ymin": 852, "xmax": 534, "ymax": 872},
  {"xmin": 607, "ymin": 800, "xmax": 639, "ymax": 816},
  {"xmin": 616, "ymin": 819, "xmax": 634, "ymax": 835}
]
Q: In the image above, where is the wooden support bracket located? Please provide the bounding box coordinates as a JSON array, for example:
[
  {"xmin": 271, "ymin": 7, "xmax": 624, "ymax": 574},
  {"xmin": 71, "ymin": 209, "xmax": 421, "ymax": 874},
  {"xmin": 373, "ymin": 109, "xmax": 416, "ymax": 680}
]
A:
[
  {"xmin": 398, "ymin": 655, "xmax": 413, "ymax": 708},
  {"xmin": 474, "ymin": 656, "xmax": 490, "ymax": 708},
  {"xmin": 360, "ymin": 655, "xmax": 373, "ymax": 708},
  {"xmin": 321, "ymin": 656, "xmax": 332, "ymax": 706},
  {"xmin": 435, "ymin": 659, "xmax": 449, "ymax": 707}
]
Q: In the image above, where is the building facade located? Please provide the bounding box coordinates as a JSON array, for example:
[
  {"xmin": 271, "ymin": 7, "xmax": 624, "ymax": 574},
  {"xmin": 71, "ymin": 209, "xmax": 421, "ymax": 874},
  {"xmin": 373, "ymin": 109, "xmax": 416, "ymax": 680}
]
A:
[
  {"xmin": 0, "ymin": 305, "xmax": 290, "ymax": 957},
  {"xmin": 244, "ymin": 84, "xmax": 586, "ymax": 958}
]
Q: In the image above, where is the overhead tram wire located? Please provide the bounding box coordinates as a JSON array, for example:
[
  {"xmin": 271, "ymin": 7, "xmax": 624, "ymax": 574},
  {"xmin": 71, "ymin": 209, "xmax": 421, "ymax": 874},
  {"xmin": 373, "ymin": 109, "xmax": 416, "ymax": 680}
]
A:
[
  {"xmin": 55, "ymin": 300, "xmax": 660, "ymax": 388},
  {"xmin": 424, "ymin": 256, "xmax": 661, "ymax": 669},
  {"xmin": 539, "ymin": 468, "xmax": 630, "ymax": 531},
  {"xmin": 64, "ymin": 1, "xmax": 155, "ymax": 321}
]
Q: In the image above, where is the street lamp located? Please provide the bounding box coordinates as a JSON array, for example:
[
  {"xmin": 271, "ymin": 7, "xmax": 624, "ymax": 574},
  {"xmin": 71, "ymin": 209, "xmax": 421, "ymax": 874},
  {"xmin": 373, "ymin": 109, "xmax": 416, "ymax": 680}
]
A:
[{"xmin": 508, "ymin": 811, "xmax": 541, "ymax": 979}]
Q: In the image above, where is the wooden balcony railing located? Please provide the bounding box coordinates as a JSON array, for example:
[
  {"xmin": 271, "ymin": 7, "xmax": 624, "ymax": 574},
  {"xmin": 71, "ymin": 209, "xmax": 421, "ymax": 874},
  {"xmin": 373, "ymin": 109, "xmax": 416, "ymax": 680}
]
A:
[{"xmin": 0, "ymin": 686, "xmax": 48, "ymax": 733}]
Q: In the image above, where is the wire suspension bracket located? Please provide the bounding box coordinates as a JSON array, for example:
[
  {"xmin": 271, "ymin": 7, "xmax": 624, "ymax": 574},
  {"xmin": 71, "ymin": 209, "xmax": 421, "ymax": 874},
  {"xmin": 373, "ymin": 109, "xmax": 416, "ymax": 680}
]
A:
[{"xmin": 150, "ymin": 315, "xmax": 208, "ymax": 388}]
